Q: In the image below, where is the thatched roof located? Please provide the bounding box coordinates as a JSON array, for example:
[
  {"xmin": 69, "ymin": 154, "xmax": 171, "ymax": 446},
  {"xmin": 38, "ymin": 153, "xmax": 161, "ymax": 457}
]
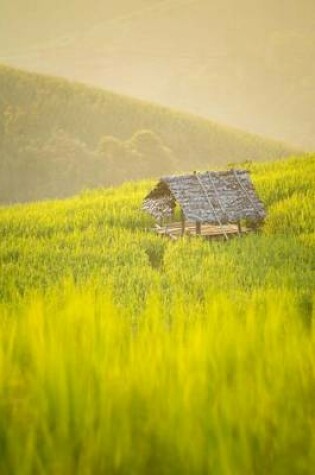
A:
[{"xmin": 143, "ymin": 170, "xmax": 266, "ymax": 224}]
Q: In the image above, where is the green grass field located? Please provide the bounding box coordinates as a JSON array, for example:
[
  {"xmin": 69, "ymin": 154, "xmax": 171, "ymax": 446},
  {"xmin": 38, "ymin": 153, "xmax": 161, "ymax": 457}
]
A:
[{"xmin": 0, "ymin": 154, "xmax": 314, "ymax": 474}]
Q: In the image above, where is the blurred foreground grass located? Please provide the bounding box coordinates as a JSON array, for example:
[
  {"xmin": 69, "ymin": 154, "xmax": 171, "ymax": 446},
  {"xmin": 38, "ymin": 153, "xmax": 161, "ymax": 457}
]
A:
[{"xmin": 0, "ymin": 287, "xmax": 314, "ymax": 475}]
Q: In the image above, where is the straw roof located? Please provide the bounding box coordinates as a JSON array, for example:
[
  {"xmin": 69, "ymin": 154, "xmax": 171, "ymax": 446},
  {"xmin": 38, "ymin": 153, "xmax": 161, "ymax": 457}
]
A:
[{"xmin": 143, "ymin": 170, "xmax": 266, "ymax": 224}]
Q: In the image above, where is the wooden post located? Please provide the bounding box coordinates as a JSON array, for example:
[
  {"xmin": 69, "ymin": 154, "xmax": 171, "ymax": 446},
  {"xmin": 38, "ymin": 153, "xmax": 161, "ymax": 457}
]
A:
[
  {"xmin": 181, "ymin": 209, "xmax": 185, "ymax": 236},
  {"xmin": 171, "ymin": 204, "xmax": 176, "ymax": 222},
  {"xmin": 237, "ymin": 221, "xmax": 242, "ymax": 235},
  {"xmin": 196, "ymin": 221, "xmax": 201, "ymax": 235}
]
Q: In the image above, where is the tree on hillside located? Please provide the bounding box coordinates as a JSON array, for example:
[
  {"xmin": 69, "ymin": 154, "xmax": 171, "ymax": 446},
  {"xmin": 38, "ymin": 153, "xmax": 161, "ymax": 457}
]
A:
[
  {"xmin": 97, "ymin": 135, "xmax": 129, "ymax": 183},
  {"xmin": 98, "ymin": 135, "xmax": 124, "ymax": 158},
  {"xmin": 97, "ymin": 131, "xmax": 177, "ymax": 182},
  {"xmin": 127, "ymin": 129, "xmax": 176, "ymax": 177}
]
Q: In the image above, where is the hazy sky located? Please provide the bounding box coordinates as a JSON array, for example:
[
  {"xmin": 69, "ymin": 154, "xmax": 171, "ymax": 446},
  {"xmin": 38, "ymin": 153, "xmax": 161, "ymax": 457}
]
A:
[{"xmin": 1, "ymin": 0, "xmax": 314, "ymax": 148}]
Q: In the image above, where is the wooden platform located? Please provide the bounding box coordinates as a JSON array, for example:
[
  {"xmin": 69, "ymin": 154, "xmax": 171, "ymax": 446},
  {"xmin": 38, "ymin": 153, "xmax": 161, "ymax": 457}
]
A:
[{"xmin": 153, "ymin": 222, "xmax": 248, "ymax": 240}]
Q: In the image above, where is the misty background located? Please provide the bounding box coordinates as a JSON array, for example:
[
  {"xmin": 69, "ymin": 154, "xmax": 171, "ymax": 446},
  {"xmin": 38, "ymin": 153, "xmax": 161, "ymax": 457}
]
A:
[{"xmin": 1, "ymin": 0, "xmax": 314, "ymax": 149}]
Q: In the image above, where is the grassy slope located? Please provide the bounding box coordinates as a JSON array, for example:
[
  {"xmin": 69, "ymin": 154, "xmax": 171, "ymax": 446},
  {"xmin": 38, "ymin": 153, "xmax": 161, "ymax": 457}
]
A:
[
  {"xmin": 0, "ymin": 154, "xmax": 314, "ymax": 473},
  {"xmin": 0, "ymin": 65, "xmax": 297, "ymax": 203}
]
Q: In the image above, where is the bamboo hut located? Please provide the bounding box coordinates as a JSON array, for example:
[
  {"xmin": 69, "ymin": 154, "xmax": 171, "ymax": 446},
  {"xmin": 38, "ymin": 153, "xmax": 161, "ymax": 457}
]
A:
[{"xmin": 142, "ymin": 169, "xmax": 266, "ymax": 240}]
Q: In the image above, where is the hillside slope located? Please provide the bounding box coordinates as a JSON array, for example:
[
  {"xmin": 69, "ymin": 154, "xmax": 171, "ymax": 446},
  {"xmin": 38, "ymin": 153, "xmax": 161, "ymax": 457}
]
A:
[
  {"xmin": 0, "ymin": 65, "xmax": 296, "ymax": 204},
  {"xmin": 1, "ymin": 154, "xmax": 313, "ymax": 300},
  {"xmin": 1, "ymin": 0, "xmax": 314, "ymax": 148}
]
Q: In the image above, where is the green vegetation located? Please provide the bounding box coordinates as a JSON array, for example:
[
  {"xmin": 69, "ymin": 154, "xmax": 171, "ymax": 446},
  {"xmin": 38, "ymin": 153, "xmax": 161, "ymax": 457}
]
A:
[
  {"xmin": 0, "ymin": 65, "xmax": 295, "ymax": 204},
  {"xmin": 0, "ymin": 154, "xmax": 314, "ymax": 474}
]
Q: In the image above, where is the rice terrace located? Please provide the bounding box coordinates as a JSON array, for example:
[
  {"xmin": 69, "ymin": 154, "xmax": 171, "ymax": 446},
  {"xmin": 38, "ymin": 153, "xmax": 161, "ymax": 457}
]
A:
[
  {"xmin": 0, "ymin": 152, "xmax": 314, "ymax": 474},
  {"xmin": 0, "ymin": 1, "xmax": 315, "ymax": 474}
]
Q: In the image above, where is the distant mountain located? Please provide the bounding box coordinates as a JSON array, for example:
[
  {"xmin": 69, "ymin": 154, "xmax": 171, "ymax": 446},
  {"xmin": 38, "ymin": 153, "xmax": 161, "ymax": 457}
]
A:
[
  {"xmin": 0, "ymin": 65, "xmax": 296, "ymax": 204},
  {"xmin": 0, "ymin": 0, "xmax": 314, "ymax": 149}
]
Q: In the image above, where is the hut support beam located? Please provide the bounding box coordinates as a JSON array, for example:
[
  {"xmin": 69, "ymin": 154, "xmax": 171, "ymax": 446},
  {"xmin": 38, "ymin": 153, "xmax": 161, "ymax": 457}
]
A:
[
  {"xmin": 181, "ymin": 209, "xmax": 186, "ymax": 236},
  {"xmin": 196, "ymin": 221, "xmax": 201, "ymax": 235},
  {"xmin": 237, "ymin": 221, "xmax": 242, "ymax": 235}
]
